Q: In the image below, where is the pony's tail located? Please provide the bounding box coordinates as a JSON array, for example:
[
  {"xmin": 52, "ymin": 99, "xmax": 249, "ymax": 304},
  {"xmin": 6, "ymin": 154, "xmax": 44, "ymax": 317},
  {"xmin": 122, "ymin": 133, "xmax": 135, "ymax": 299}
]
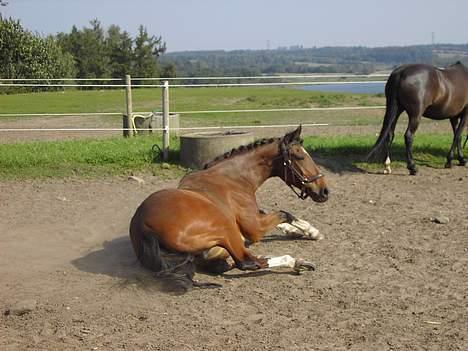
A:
[
  {"xmin": 367, "ymin": 73, "xmax": 401, "ymax": 162},
  {"xmin": 137, "ymin": 229, "xmax": 196, "ymax": 294}
]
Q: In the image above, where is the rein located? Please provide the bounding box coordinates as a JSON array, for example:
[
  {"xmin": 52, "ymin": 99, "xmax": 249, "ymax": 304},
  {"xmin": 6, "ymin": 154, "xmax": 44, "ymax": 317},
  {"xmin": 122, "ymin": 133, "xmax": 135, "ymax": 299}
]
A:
[{"xmin": 280, "ymin": 143, "xmax": 324, "ymax": 200}]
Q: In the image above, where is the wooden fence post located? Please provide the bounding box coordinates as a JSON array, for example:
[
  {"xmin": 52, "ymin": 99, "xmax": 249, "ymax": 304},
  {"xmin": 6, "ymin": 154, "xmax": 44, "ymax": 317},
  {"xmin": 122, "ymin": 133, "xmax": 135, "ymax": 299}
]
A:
[
  {"xmin": 162, "ymin": 80, "xmax": 170, "ymax": 161},
  {"xmin": 124, "ymin": 74, "xmax": 133, "ymax": 137}
]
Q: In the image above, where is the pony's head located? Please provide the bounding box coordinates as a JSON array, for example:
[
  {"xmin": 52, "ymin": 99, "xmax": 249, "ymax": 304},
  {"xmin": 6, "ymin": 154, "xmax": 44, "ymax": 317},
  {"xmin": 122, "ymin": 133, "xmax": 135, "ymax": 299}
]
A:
[{"xmin": 277, "ymin": 125, "xmax": 329, "ymax": 202}]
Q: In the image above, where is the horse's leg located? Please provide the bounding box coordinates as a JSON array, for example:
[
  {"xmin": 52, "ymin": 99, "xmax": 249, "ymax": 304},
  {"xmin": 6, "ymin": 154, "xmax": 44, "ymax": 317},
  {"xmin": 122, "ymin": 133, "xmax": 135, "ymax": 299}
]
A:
[
  {"xmin": 238, "ymin": 209, "xmax": 297, "ymax": 243},
  {"xmin": 196, "ymin": 247, "xmax": 234, "ymax": 274},
  {"xmin": 384, "ymin": 109, "xmax": 403, "ymax": 174},
  {"xmin": 260, "ymin": 255, "xmax": 315, "ymax": 272},
  {"xmin": 446, "ymin": 116, "xmax": 460, "ymax": 168},
  {"xmin": 454, "ymin": 111, "xmax": 467, "ymax": 166},
  {"xmin": 219, "ymin": 231, "xmax": 269, "ymax": 271},
  {"xmin": 404, "ymin": 113, "xmax": 422, "ymax": 175},
  {"xmin": 277, "ymin": 219, "xmax": 323, "ymax": 240},
  {"xmin": 259, "ymin": 208, "xmax": 322, "ymax": 240}
]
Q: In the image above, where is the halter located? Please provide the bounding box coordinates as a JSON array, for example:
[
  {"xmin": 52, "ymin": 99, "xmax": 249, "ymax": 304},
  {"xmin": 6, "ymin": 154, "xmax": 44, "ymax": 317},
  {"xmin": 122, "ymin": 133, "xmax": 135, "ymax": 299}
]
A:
[{"xmin": 280, "ymin": 142, "xmax": 324, "ymax": 200}]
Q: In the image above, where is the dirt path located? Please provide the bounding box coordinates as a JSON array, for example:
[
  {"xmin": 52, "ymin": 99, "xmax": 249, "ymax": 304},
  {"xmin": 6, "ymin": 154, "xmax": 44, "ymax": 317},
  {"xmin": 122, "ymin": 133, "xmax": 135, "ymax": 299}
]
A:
[{"xmin": 1, "ymin": 165, "xmax": 467, "ymax": 350}]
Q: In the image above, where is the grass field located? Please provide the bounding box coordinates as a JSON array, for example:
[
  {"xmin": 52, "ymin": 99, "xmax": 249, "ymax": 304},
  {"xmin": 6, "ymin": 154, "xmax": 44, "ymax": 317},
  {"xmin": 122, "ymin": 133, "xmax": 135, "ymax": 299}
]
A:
[
  {"xmin": 0, "ymin": 87, "xmax": 461, "ymax": 179},
  {"xmin": 0, "ymin": 87, "xmax": 384, "ymax": 114},
  {"xmin": 0, "ymin": 87, "xmax": 387, "ymax": 127},
  {"xmin": 0, "ymin": 133, "xmax": 455, "ymax": 179}
]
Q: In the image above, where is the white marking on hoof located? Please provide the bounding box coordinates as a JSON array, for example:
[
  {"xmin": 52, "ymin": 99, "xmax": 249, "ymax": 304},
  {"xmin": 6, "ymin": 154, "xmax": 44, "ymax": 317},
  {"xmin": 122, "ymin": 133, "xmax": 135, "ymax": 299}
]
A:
[
  {"xmin": 384, "ymin": 156, "xmax": 392, "ymax": 174},
  {"xmin": 265, "ymin": 255, "xmax": 296, "ymax": 268},
  {"xmin": 277, "ymin": 218, "xmax": 323, "ymax": 240}
]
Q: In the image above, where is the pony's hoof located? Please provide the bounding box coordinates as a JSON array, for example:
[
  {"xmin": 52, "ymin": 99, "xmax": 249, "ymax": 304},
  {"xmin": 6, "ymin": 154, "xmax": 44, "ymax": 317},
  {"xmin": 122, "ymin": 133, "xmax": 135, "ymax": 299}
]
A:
[
  {"xmin": 409, "ymin": 168, "xmax": 418, "ymax": 175},
  {"xmin": 238, "ymin": 258, "xmax": 267, "ymax": 271},
  {"xmin": 293, "ymin": 258, "xmax": 316, "ymax": 274},
  {"xmin": 444, "ymin": 162, "xmax": 453, "ymax": 169},
  {"xmin": 459, "ymin": 159, "xmax": 466, "ymax": 166}
]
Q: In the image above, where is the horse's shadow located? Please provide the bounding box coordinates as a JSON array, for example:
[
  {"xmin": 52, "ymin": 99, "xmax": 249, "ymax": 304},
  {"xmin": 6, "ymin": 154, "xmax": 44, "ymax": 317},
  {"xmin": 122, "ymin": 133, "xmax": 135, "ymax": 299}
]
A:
[
  {"xmin": 71, "ymin": 235, "xmax": 142, "ymax": 280},
  {"xmin": 71, "ymin": 235, "xmax": 300, "ymax": 285}
]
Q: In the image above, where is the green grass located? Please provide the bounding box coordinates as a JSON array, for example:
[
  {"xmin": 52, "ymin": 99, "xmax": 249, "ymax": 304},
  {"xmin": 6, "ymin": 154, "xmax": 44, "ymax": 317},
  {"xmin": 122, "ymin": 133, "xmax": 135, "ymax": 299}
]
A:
[
  {"xmin": 0, "ymin": 87, "xmax": 386, "ymax": 126},
  {"xmin": 0, "ymin": 135, "xmax": 184, "ymax": 179},
  {"xmin": 304, "ymin": 133, "xmax": 454, "ymax": 172},
  {"xmin": 0, "ymin": 133, "xmax": 455, "ymax": 180}
]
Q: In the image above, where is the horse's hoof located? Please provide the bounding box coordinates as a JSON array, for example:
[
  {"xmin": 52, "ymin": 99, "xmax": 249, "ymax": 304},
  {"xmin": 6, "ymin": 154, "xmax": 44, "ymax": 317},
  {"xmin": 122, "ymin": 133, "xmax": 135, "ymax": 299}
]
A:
[
  {"xmin": 459, "ymin": 160, "xmax": 466, "ymax": 166},
  {"xmin": 409, "ymin": 169, "xmax": 418, "ymax": 175},
  {"xmin": 238, "ymin": 258, "xmax": 266, "ymax": 271},
  {"xmin": 294, "ymin": 258, "xmax": 316, "ymax": 274},
  {"xmin": 444, "ymin": 162, "xmax": 453, "ymax": 169}
]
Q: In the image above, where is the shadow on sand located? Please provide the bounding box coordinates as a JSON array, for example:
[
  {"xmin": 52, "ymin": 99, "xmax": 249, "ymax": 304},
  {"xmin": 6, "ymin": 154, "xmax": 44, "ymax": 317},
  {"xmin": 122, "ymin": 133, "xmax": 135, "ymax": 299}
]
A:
[
  {"xmin": 71, "ymin": 235, "xmax": 301, "ymax": 294},
  {"xmin": 71, "ymin": 235, "xmax": 142, "ymax": 279}
]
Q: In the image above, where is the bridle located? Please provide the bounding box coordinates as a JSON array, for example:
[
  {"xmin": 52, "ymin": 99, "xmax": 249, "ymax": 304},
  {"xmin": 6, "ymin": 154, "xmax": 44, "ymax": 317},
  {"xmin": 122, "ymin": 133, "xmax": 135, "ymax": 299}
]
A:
[{"xmin": 280, "ymin": 142, "xmax": 324, "ymax": 200}]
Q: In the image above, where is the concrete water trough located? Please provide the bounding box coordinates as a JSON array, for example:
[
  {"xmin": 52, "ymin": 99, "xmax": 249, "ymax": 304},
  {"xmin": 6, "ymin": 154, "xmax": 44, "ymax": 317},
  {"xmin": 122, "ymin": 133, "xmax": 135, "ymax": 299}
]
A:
[{"xmin": 180, "ymin": 130, "xmax": 254, "ymax": 169}]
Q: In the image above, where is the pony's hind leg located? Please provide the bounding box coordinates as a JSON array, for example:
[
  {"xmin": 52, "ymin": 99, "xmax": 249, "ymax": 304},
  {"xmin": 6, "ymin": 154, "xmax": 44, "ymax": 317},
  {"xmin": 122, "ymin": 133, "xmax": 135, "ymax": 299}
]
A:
[
  {"xmin": 404, "ymin": 113, "xmax": 422, "ymax": 175},
  {"xmin": 446, "ymin": 116, "xmax": 460, "ymax": 168},
  {"xmin": 383, "ymin": 115, "xmax": 399, "ymax": 174},
  {"xmin": 456, "ymin": 113, "xmax": 467, "ymax": 166}
]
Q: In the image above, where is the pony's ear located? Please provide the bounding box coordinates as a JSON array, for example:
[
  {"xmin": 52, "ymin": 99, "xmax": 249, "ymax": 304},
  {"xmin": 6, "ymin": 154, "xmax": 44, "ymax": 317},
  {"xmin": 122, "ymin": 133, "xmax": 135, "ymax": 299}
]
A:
[{"xmin": 283, "ymin": 125, "xmax": 302, "ymax": 145}]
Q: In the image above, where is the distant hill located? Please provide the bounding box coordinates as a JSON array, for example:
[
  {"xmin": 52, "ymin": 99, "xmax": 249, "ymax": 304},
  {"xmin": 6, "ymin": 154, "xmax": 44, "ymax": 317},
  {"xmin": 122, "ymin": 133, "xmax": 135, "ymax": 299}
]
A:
[{"xmin": 160, "ymin": 44, "xmax": 468, "ymax": 77}]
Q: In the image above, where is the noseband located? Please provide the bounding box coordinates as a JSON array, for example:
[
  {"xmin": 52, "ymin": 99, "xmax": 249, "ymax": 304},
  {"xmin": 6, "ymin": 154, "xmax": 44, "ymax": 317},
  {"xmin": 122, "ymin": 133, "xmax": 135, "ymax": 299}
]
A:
[{"xmin": 280, "ymin": 142, "xmax": 324, "ymax": 200}]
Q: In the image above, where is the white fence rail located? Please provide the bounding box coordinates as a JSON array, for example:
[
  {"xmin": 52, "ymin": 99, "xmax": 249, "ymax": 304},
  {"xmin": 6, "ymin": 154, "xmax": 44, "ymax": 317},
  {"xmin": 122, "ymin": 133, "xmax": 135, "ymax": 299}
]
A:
[{"xmin": 0, "ymin": 73, "xmax": 389, "ymax": 160}]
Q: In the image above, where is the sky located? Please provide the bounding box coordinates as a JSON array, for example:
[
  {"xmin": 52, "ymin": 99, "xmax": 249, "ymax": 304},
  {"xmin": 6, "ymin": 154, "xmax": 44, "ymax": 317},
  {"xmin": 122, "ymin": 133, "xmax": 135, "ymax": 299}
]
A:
[{"xmin": 2, "ymin": 0, "xmax": 467, "ymax": 52}]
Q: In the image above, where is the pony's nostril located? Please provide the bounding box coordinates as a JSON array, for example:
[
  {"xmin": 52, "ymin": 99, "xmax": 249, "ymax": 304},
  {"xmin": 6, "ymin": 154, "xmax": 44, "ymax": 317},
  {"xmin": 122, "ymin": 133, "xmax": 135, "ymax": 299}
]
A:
[{"xmin": 321, "ymin": 187, "xmax": 329, "ymax": 198}]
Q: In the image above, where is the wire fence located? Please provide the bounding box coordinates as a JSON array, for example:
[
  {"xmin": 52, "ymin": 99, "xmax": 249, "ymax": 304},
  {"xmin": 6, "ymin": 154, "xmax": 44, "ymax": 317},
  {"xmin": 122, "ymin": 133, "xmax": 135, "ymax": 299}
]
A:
[{"xmin": 0, "ymin": 72, "xmax": 389, "ymax": 156}]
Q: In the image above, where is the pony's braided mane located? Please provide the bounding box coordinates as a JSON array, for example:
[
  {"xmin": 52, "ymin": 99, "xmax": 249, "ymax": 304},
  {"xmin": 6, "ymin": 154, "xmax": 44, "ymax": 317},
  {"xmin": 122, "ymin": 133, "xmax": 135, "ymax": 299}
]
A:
[{"xmin": 203, "ymin": 137, "xmax": 279, "ymax": 169}]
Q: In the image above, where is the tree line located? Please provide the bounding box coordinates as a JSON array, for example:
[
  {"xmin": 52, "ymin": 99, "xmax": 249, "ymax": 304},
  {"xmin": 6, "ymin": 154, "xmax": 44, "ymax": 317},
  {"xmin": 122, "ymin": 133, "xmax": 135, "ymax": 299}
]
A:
[
  {"xmin": 1, "ymin": 14, "xmax": 468, "ymax": 90},
  {"xmin": 160, "ymin": 45, "xmax": 468, "ymax": 77},
  {"xmin": 0, "ymin": 16, "xmax": 175, "ymax": 88}
]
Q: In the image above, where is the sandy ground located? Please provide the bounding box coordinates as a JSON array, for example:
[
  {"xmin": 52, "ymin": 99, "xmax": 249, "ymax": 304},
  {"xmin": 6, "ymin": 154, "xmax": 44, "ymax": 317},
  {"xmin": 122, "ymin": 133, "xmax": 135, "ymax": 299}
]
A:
[{"xmin": 1, "ymin": 162, "xmax": 467, "ymax": 350}]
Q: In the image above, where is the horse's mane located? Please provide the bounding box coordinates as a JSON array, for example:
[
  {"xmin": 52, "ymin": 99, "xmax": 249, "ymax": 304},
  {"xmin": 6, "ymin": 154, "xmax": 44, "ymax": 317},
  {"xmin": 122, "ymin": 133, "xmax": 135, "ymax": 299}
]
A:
[{"xmin": 203, "ymin": 137, "xmax": 280, "ymax": 169}]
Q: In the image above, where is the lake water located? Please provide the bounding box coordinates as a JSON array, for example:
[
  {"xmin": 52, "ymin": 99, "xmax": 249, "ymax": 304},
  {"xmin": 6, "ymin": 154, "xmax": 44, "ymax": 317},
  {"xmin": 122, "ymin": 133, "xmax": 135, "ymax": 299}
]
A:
[{"xmin": 301, "ymin": 82, "xmax": 385, "ymax": 94}]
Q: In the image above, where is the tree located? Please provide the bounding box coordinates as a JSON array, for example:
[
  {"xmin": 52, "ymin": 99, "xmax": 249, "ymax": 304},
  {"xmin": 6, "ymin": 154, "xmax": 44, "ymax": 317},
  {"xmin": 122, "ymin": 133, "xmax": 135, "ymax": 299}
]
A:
[
  {"xmin": 56, "ymin": 19, "xmax": 111, "ymax": 79},
  {"xmin": 160, "ymin": 62, "xmax": 177, "ymax": 78},
  {"xmin": 0, "ymin": 16, "xmax": 76, "ymax": 84},
  {"xmin": 106, "ymin": 24, "xmax": 133, "ymax": 78},
  {"xmin": 132, "ymin": 25, "xmax": 166, "ymax": 78}
]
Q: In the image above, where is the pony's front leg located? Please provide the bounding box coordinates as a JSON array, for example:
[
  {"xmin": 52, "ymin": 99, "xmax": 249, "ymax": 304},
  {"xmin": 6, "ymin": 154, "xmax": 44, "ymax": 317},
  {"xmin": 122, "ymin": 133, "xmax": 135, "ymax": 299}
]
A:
[
  {"xmin": 260, "ymin": 208, "xmax": 322, "ymax": 240},
  {"xmin": 238, "ymin": 210, "xmax": 294, "ymax": 243},
  {"xmin": 260, "ymin": 255, "xmax": 316, "ymax": 273},
  {"xmin": 276, "ymin": 217, "xmax": 323, "ymax": 240}
]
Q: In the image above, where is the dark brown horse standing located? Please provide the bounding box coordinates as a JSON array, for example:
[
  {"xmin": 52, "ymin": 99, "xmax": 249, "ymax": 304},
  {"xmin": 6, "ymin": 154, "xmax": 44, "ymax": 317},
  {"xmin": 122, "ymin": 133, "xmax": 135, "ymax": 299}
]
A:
[
  {"xmin": 129, "ymin": 126, "xmax": 329, "ymax": 293},
  {"xmin": 368, "ymin": 62, "xmax": 468, "ymax": 175}
]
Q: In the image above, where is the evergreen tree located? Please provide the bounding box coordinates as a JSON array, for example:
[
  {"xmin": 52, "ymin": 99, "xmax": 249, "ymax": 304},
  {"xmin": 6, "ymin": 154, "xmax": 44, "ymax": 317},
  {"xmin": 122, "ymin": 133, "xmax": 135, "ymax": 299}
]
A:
[
  {"xmin": 132, "ymin": 25, "xmax": 166, "ymax": 78},
  {"xmin": 106, "ymin": 24, "xmax": 133, "ymax": 78}
]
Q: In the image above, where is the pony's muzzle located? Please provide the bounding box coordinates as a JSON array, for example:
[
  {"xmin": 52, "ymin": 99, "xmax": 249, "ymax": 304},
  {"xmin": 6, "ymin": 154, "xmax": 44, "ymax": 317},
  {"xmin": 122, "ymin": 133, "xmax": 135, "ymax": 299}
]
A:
[{"xmin": 306, "ymin": 185, "xmax": 329, "ymax": 203}]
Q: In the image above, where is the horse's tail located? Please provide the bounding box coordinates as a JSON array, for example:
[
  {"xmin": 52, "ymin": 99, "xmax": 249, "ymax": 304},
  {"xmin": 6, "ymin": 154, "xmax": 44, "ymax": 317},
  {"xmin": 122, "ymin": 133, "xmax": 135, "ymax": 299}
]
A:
[
  {"xmin": 367, "ymin": 72, "xmax": 402, "ymax": 162},
  {"xmin": 130, "ymin": 217, "xmax": 196, "ymax": 294}
]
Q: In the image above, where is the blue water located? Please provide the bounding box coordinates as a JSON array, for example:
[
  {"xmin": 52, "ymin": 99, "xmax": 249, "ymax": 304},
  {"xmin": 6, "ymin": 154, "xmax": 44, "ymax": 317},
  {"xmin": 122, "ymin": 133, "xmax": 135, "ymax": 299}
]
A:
[{"xmin": 301, "ymin": 82, "xmax": 385, "ymax": 94}]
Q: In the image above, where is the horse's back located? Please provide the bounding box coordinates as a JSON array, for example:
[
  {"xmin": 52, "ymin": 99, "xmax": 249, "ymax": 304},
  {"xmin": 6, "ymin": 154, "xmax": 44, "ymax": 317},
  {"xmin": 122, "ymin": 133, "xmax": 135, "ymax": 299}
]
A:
[
  {"xmin": 388, "ymin": 63, "xmax": 468, "ymax": 117},
  {"xmin": 130, "ymin": 188, "xmax": 237, "ymax": 255}
]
